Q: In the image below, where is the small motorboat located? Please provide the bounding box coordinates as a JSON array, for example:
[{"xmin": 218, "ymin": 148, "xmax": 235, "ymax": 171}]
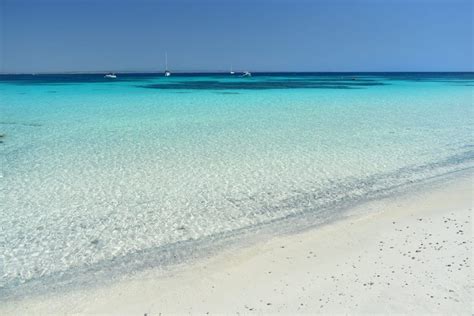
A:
[
  {"xmin": 104, "ymin": 73, "xmax": 117, "ymax": 79},
  {"xmin": 241, "ymin": 71, "xmax": 251, "ymax": 77}
]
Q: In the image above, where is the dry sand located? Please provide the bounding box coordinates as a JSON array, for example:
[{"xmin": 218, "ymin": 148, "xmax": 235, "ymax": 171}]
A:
[{"xmin": 1, "ymin": 172, "xmax": 472, "ymax": 315}]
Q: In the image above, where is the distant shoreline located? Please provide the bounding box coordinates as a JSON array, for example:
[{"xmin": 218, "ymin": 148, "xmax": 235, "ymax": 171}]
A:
[{"xmin": 1, "ymin": 71, "xmax": 473, "ymax": 75}]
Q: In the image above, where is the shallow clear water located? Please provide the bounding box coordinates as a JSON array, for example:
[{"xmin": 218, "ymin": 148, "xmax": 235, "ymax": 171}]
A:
[{"xmin": 1, "ymin": 73, "xmax": 473, "ymax": 295}]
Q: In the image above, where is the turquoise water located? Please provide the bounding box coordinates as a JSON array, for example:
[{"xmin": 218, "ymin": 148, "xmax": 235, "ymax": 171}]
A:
[{"xmin": 1, "ymin": 73, "xmax": 473, "ymax": 296}]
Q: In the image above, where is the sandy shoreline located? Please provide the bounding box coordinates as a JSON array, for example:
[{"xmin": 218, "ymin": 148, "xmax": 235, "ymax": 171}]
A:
[{"xmin": 1, "ymin": 171, "xmax": 472, "ymax": 315}]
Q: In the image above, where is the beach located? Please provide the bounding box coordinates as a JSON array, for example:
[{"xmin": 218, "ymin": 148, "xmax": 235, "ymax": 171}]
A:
[
  {"xmin": 1, "ymin": 73, "xmax": 473, "ymax": 314},
  {"xmin": 2, "ymin": 0, "xmax": 473, "ymax": 313},
  {"xmin": 1, "ymin": 171, "xmax": 471, "ymax": 315}
]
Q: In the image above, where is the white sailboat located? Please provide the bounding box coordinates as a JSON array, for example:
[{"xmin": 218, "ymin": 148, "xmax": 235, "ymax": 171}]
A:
[
  {"xmin": 230, "ymin": 65, "xmax": 235, "ymax": 75},
  {"xmin": 164, "ymin": 53, "xmax": 171, "ymax": 77}
]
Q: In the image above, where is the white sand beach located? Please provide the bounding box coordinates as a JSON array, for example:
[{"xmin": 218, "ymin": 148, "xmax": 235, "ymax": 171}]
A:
[{"xmin": 2, "ymin": 172, "xmax": 472, "ymax": 315}]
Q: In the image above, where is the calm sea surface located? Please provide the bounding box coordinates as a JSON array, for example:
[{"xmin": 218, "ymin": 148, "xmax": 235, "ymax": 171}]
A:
[{"xmin": 1, "ymin": 72, "xmax": 473, "ymax": 296}]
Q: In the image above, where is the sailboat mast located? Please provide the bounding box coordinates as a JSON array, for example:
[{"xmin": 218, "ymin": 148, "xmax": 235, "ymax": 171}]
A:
[{"xmin": 164, "ymin": 52, "xmax": 171, "ymax": 76}]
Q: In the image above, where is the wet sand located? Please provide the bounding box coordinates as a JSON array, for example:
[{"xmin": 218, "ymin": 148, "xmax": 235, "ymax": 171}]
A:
[{"xmin": 1, "ymin": 172, "xmax": 472, "ymax": 315}]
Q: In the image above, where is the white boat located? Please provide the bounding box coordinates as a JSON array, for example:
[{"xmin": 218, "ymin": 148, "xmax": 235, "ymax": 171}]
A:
[
  {"xmin": 104, "ymin": 73, "xmax": 117, "ymax": 79},
  {"xmin": 241, "ymin": 71, "xmax": 251, "ymax": 77},
  {"xmin": 164, "ymin": 53, "xmax": 171, "ymax": 77},
  {"xmin": 230, "ymin": 65, "xmax": 235, "ymax": 75}
]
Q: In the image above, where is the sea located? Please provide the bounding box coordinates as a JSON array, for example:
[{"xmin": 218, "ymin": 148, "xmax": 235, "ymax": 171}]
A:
[{"xmin": 1, "ymin": 72, "xmax": 473, "ymax": 298}]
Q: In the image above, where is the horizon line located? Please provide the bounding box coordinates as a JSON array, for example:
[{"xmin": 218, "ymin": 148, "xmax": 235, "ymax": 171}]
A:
[{"xmin": 1, "ymin": 70, "xmax": 473, "ymax": 75}]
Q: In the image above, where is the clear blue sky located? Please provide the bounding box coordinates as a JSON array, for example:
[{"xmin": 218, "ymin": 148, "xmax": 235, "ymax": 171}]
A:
[{"xmin": 1, "ymin": 0, "xmax": 473, "ymax": 73}]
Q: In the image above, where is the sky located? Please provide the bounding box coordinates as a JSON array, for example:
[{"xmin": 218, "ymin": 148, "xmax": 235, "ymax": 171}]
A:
[{"xmin": 1, "ymin": 0, "xmax": 473, "ymax": 73}]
